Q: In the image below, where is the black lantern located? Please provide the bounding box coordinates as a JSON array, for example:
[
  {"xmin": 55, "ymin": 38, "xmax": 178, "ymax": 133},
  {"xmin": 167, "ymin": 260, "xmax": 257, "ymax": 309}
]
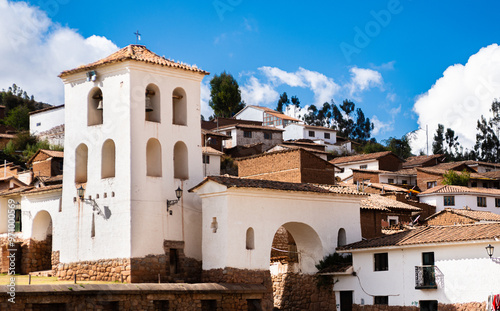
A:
[
  {"xmin": 167, "ymin": 187, "xmax": 183, "ymax": 215},
  {"xmin": 77, "ymin": 186, "xmax": 85, "ymax": 199},
  {"xmin": 486, "ymin": 244, "xmax": 494, "ymax": 258}
]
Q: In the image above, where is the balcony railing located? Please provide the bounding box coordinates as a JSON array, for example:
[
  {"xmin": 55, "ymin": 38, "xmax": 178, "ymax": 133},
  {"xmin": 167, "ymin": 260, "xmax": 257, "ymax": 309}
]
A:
[{"xmin": 415, "ymin": 265, "xmax": 437, "ymax": 289}]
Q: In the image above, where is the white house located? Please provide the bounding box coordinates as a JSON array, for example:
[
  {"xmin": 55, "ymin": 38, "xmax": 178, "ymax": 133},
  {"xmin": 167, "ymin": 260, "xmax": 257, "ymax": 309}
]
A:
[
  {"xmin": 334, "ymin": 223, "xmax": 500, "ymax": 310},
  {"xmin": 234, "ymin": 105, "xmax": 301, "ymax": 127},
  {"xmin": 29, "ymin": 105, "xmax": 65, "ymax": 146},
  {"xmin": 418, "ymin": 185, "xmax": 500, "ymax": 214},
  {"xmin": 202, "ymin": 146, "xmax": 223, "ymax": 177},
  {"xmin": 330, "ymin": 151, "xmax": 404, "ymax": 181},
  {"xmin": 282, "ymin": 123, "xmax": 337, "ymax": 146}
]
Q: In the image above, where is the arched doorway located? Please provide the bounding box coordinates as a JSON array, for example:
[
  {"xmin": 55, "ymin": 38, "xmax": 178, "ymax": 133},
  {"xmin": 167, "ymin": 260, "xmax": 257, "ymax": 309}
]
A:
[
  {"xmin": 269, "ymin": 222, "xmax": 323, "ymax": 273},
  {"xmin": 30, "ymin": 211, "xmax": 53, "ymax": 272}
]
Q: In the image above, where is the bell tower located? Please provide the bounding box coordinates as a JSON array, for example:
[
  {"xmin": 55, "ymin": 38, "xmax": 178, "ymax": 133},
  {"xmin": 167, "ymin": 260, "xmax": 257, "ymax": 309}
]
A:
[{"xmin": 57, "ymin": 45, "xmax": 209, "ymax": 282}]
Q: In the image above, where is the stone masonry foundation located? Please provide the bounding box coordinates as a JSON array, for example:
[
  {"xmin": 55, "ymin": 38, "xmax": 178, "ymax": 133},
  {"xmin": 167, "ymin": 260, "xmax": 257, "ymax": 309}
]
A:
[
  {"xmin": 203, "ymin": 267, "xmax": 274, "ymax": 311},
  {"xmin": 272, "ymin": 272, "xmax": 335, "ymax": 310}
]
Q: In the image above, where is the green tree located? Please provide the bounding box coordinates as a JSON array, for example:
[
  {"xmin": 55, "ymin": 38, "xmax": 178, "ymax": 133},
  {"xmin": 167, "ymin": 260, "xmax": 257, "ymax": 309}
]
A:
[
  {"xmin": 442, "ymin": 169, "xmax": 471, "ymax": 186},
  {"xmin": 4, "ymin": 105, "xmax": 30, "ymax": 131},
  {"xmin": 303, "ymin": 102, "xmax": 332, "ymax": 127},
  {"xmin": 276, "ymin": 92, "xmax": 290, "ymax": 113},
  {"xmin": 432, "ymin": 124, "xmax": 445, "ymax": 155},
  {"xmin": 208, "ymin": 72, "xmax": 244, "ymax": 118},
  {"xmin": 473, "ymin": 100, "xmax": 500, "ymax": 162},
  {"xmin": 384, "ymin": 135, "xmax": 412, "ymax": 159},
  {"xmin": 357, "ymin": 138, "xmax": 388, "ymax": 154}
]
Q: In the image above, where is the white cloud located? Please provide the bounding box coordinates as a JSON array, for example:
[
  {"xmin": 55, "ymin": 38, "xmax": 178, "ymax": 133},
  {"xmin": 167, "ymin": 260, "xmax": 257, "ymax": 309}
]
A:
[
  {"xmin": 370, "ymin": 61, "xmax": 396, "ymax": 71},
  {"xmin": 259, "ymin": 66, "xmax": 306, "ymax": 87},
  {"xmin": 240, "ymin": 76, "xmax": 279, "ymax": 106},
  {"xmin": 411, "ymin": 44, "xmax": 500, "ymax": 153},
  {"xmin": 0, "ymin": 0, "xmax": 118, "ymax": 105},
  {"xmin": 348, "ymin": 67, "xmax": 383, "ymax": 95},
  {"xmin": 257, "ymin": 66, "xmax": 340, "ymax": 106},
  {"xmin": 371, "ymin": 115, "xmax": 393, "ymax": 136},
  {"xmin": 200, "ymin": 81, "xmax": 213, "ymax": 119}
]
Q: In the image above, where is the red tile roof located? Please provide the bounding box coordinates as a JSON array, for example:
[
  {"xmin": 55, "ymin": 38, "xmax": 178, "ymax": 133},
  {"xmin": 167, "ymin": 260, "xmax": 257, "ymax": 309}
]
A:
[
  {"xmin": 217, "ymin": 124, "xmax": 284, "ymax": 132},
  {"xmin": 338, "ymin": 223, "xmax": 500, "ymax": 251},
  {"xmin": 329, "ymin": 151, "xmax": 400, "ymax": 165},
  {"xmin": 270, "ymin": 144, "xmax": 330, "ymax": 155},
  {"xmin": 416, "ymin": 167, "xmax": 494, "ymax": 180},
  {"xmin": 403, "ymin": 154, "xmax": 445, "ymax": 168},
  {"xmin": 418, "ymin": 184, "xmax": 500, "ymax": 196},
  {"xmin": 59, "ymin": 45, "xmax": 209, "ymax": 77},
  {"xmin": 202, "ymin": 146, "xmax": 224, "ymax": 156},
  {"xmin": 361, "ymin": 194, "xmax": 422, "ymax": 211},
  {"xmin": 425, "ymin": 207, "xmax": 500, "ymax": 222},
  {"xmin": 190, "ymin": 176, "xmax": 366, "ymax": 196}
]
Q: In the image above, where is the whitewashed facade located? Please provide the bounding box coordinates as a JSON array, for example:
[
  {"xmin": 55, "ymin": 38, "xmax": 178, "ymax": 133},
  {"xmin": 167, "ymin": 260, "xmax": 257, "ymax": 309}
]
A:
[{"xmin": 334, "ymin": 226, "xmax": 500, "ymax": 309}]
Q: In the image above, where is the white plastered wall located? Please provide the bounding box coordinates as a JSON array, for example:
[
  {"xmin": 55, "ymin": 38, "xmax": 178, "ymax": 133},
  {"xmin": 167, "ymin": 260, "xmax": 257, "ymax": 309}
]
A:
[
  {"xmin": 334, "ymin": 241, "xmax": 500, "ymax": 307},
  {"xmin": 195, "ymin": 182, "xmax": 363, "ymax": 274},
  {"xmin": 420, "ymin": 193, "xmax": 500, "ymax": 214}
]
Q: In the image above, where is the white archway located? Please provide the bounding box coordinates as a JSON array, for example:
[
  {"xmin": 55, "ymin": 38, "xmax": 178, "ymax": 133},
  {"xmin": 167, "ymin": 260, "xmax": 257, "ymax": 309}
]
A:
[
  {"xmin": 32, "ymin": 210, "xmax": 52, "ymax": 241},
  {"xmin": 270, "ymin": 222, "xmax": 323, "ymax": 274}
]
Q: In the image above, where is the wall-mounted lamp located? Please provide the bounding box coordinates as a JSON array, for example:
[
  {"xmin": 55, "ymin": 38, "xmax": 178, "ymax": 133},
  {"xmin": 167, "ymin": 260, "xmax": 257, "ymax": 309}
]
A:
[
  {"xmin": 486, "ymin": 244, "xmax": 494, "ymax": 258},
  {"xmin": 77, "ymin": 186, "xmax": 106, "ymax": 219},
  {"xmin": 166, "ymin": 187, "xmax": 183, "ymax": 215}
]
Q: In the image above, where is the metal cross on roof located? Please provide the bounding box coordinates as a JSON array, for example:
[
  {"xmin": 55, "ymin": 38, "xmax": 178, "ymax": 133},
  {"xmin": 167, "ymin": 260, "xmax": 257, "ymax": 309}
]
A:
[{"xmin": 134, "ymin": 30, "xmax": 141, "ymax": 44}]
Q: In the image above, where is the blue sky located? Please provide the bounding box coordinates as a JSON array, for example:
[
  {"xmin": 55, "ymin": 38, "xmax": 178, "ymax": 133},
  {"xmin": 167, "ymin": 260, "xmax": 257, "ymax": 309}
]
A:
[{"xmin": 3, "ymin": 0, "xmax": 500, "ymax": 153}]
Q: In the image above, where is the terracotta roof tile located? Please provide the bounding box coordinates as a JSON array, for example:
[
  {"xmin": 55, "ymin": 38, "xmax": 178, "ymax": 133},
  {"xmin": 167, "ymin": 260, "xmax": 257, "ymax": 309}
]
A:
[
  {"xmin": 201, "ymin": 129, "xmax": 231, "ymax": 139},
  {"xmin": 416, "ymin": 167, "xmax": 494, "ymax": 180},
  {"xmin": 481, "ymin": 171, "xmax": 500, "ymax": 179},
  {"xmin": 329, "ymin": 151, "xmax": 400, "ymax": 165},
  {"xmin": 270, "ymin": 144, "xmax": 329, "ymax": 155},
  {"xmin": 403, "ymin": 154, "xmax": 445, "ymax": 168},
  {"xmin": 303, "ymin": 124, "xmax": 337, "ymax": 131},
  {"xmin": 425, "ymin": 207, "xmax": 500, "ymax": 222},
  {"xmin": 190, "ymin": 176, "xmax": 367, "ymax": 196},
  {"xmin": 361, "ymin": 194, "xmax": 422, "ymax": 211},
  {"xmin": 419, "ymin": 184, "xmax": 500, "ymax": 196},
  {"xmin": 217, "ymin": 124, "xmax": 284, "ymax": 132},
  {"xmin": 202, "ymin": 146, "xmax": 224, "ymax": 156},
  {"xmin": 59, "ymin": 45, "xmax": 209, "ymax": 77},
  {"xmin": 338, "ymin": 223, "xmax": 500, "ymax": 251},
  {"xmin": 29, "ymin": 105, "xmax": 64, "ymax": 115}
]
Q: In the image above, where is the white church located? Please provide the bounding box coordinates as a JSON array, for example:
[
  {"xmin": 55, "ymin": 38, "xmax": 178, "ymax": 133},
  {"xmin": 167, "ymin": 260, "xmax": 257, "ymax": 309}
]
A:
[{"xmin": 1, "ymin": 45, "xmax": 499, "ymax": 311}]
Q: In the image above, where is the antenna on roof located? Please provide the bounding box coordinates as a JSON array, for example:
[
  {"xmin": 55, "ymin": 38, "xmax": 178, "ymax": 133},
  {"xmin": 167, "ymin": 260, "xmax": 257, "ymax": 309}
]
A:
[{"xmin": 134, "ymin": 30, "xmax": 141, "ymax": 44}]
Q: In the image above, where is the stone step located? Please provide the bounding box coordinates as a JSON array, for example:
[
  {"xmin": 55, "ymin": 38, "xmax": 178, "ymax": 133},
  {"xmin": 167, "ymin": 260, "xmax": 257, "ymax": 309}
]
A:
[{"xmin": 29, "ymin": 270, "xmax": 54, "ymax": 277}]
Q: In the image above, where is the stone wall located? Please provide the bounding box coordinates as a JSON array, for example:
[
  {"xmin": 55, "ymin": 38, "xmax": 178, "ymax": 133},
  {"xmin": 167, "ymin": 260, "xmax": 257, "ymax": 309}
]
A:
[
  {"xmin": 21, "ymin": 237, "xmax": 52, "ymax": 274},
  {"xmin": 351, "ymin": 301, "xmax": 486, "ymax": 311},
  {"xmin": 54, "ymin": 240, "xmax": 202, "ymax": 283},
  {"xmin": 272, "ymin": 272, "xmax": 335, "ymax": 310},
  {"xmin": 0, "ymin": 283, "xmax": 267, "ymax": 311},
  {"xmin": 203, "ymin": 267, "xmax": 274, "ymax": 311}
]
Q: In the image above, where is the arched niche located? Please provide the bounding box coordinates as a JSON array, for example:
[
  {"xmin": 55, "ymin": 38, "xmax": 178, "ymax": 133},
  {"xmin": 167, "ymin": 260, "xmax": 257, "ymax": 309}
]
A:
[
  {"xmin": 101, "ymin": 139, "xmax": 116, "ymax": 178},
  {"xmin": 145, "ymin": 84, "xmax": 161, "ymax": 123},
  {"xmin": 88, "ymin": 87, "xmax": 103, "ymax": 126},
  {"xmin": 172, "ymin": 87, "xmax": 187, "ymax": 126},
  {"xmin": 75, "ymin": 143, "xmax": 88, "ymax": 183},
  {"xmin": 146, "ymin": 138, "xmax": 162, "ymax": 177}
]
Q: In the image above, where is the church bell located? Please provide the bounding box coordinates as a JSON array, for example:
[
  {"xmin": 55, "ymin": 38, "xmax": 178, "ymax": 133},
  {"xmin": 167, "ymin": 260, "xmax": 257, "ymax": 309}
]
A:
[
  {"xmin": 96, "ymin": 99, "xmax": 103, "ymax": 110},
  {"xmin": 145, "ymin": 96, "xmax": 154, "ymax": 112}
]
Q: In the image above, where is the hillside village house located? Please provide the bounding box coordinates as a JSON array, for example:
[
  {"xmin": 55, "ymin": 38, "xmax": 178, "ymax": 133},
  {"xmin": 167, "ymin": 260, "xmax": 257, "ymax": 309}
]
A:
[
  {"xmin": 334, "ymin": 223, "xmax": 500, "ymax": 310},
  {"xmin": 330, "ymin": 151, "xmax": 404, "ymax": 181},
  {"xmin": 418, "ymin": 184, "xmax": 500, "ymax": 214},
  {"xmin": 234, "ymin": 105, "xmax": 301, "ymax": 127},
  {"xmin": 214, "ymin": 123, "xmax": 284, "ymax": 152},
  {"xmin": 424, "ymin": 207, "xmax": 500, "ymax": 225}
]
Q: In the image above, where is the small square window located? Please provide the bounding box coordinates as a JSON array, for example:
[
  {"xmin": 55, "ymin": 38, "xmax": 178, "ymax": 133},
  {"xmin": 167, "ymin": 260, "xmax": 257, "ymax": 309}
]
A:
[
  {"xmin": 226, "ymin": 131, "xmax": 231, "ymax": 136},
  {"xmin": 420, "ymin": 300, "xmax": 438, "ymax": 311},
  {"xmin": 402, "ymin": 180, "xmax": 408, "ymax": 185},
  {"xmin": 496, "ymin": 198, "xmax": 500, "ymax": 208},
  {"xmin": 36, "ymin": 122, "xmax": 41, "ymax": 126},
  {"xmin": 477, "ymin": 196, "xmax": 487, "ymax": 207},
  {"xmin": 427, "ymin": 181, "xmax": 436, "ymax": 189},
  {"xmin": 388, "ymin": 179, "xmax": 394, "ymax": 184},
  {"xmin": 209, "ymin": 138, "xmax": 217, "ymax": 145},
  {"xmin": 308, "ymin": 130, "xmax": 315, "ymax": 137},
  {"xmin": 471, "ymin": 181, "xmax": 477, "ymax": 187},
  {"xmin": 374, "ymin": 296, "xmax": 388, "ymax": 305},
  {"xmin": 264, "ymin": 132, "xmax": 272, "ymax": 140},
  {"xmin": 444, "ymin": 196, "xmax": 455, "ymax": 206},
  {"xmin": 243, "ymin": 131, "xmax": 252, "ymax": 138},
  {"xmin": 359, "ymin": 165, "xmax": 367, "ymax": 169},
  {"xmin": 374, "ymin": 253, "xmax": 388, "ymax": 271},
  {"xmin": 324, "ymin": 132, "xmax": 330, "ymax": 139},
  {"xmin": 202, "ymin": 155, "xmax": 210, "ymax": 164}
]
